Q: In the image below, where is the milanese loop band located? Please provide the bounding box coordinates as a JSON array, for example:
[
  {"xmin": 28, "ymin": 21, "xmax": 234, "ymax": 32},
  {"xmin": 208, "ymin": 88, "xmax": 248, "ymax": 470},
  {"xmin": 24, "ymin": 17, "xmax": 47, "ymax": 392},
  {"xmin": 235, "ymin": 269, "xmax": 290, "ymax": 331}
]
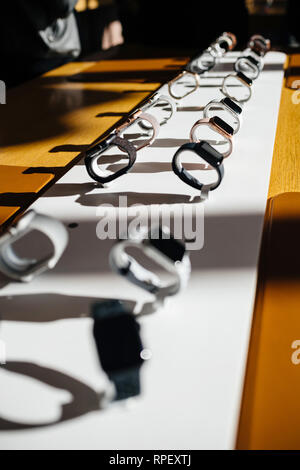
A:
[
  {"xmin": 85, "ymin": 134, "xmax": 137, "ymax": 184},
  {"xmin": 168, "ymin": 71, "xmax": 200, "ymax": 100},
  {"xmin": 190, "ymin": 116, "xmax": 234, "ymax": 158},
  {"xmin": 203, "ymin": 98, "xmax": 243, "ymax": 134},
  {"xmin": 109, "ymin": 226, "xmax": 191, "ymax": 300},
  {"xmin": 221, "ymin": 72, "xmax": 253, "ymax": 103},
  {"xmin": 172, "ymin": 142, "xmax": 224, "ymax": 193},
  {"xmin": 0, "ymin": 211, "xmax": 69, "ymax": 282}
]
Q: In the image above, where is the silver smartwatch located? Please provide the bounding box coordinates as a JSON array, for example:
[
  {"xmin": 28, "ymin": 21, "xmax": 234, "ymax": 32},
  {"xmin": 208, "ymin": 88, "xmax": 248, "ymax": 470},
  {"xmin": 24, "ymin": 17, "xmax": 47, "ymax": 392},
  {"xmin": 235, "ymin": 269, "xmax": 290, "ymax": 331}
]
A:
[
  {"xmin": 247, "ymin": 34, "xmax": 271, "ymax": 57},
  {"xmin": 109, "ymin": 226, "xmax": 191, "ymax": 300},
  {"xmin": 190, "ymin": 116, "xmax": 234, "ymax": 158},
  {"xmin": 203, "ymin": 97, "xmax": 243, "ymax": 134},
  {"xmin": 234, "ymin": 54, "xmax": 262, "ymax": 80},
  {"xmin": 139, "ymin": 92, "xmax": 176, "ymax": 129},
  {"xmin": 168, "ymin": 71, "xmax": 201, "ymax": 100},
  {"xmin": 116, "ymin": 109, "xmax": 160, "ymax": 151},
  {"xmin": 187, "ymin": 51, "xmax": 216, "ymax": 74},
  {"xmin": 221, "ymin": 72, "xmax": 253, "ymax": 103},
  {"xmin": 0, "ymin": 210, "xmax": 69, "ymax": 282}
]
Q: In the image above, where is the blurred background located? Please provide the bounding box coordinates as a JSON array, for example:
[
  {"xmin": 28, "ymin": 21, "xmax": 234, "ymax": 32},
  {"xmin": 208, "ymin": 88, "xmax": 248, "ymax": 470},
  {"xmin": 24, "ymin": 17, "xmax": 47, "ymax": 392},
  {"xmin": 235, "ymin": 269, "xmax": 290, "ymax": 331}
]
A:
[{"xmin": 0, "ymin": 0, "xmax": 299, "ymax": 87}]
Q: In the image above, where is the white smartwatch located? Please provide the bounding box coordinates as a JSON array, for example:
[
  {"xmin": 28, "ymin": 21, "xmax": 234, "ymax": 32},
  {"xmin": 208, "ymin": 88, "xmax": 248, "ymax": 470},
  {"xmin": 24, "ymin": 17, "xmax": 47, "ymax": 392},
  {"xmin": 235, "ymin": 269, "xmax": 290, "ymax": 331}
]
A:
[
  {"xmin": 139, "ymin": 92, "xmax": 176, "ymax": 129},
  {"xmin": 109, "ymin": 226, "xmax": 191, "ymax": 300},
  {"xmin": 221, "ymin": 72, "xmax": 253, "ymax": 104},
  {"xmin": 0, "ymin": 210, "xmax": 69, "ymax": 282}
]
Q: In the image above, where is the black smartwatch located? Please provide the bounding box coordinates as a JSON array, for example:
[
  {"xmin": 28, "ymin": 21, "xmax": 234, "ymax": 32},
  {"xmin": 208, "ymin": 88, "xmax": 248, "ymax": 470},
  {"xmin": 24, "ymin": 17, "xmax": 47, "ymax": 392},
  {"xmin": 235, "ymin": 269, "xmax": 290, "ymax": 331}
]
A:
[
  {"xmin": 172, "ymin": 141, "xmax": 224, "ymax": 192},
  {"xmin": 92, "ymin": 300, "xmax": 144, "ymax": 401},
  {"xmin": 85, "ymin": 133, "xmax": 137, "ymax": 185}
]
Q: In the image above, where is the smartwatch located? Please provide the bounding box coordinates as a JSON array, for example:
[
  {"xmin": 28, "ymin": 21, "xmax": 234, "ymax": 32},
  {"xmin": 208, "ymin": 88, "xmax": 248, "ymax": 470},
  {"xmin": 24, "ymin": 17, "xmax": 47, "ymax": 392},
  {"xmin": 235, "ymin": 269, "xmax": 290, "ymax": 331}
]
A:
[
  {"xmin": 221, "ymin": 72, "xmax": 253, "ymax": 103},
  {"xmin": 85, "ymin": 110, "xmax": 160, "ymax": 184},
  {"xmin": 210, "ymin": 32, "xmax": 237, "ymax": 58},
  {"xmin": 186, "ymin": 49, "xmax": 217, "ymax": 74},
  {"xmin": 190, "ymin": 116, "xmax": 234, "ymax": 158},
  {"xmin": 85, "ymin": 133, "xmax": 137, "ymax": 185},
  {"xmin": 109, "ymin": 226, "xmax": 191, "ymax": 300},
  {"xmin": 92, "ymin": 300, "xmax": 145, "ymax": 402},
  {"xmin": 0, "ymin": 210, "xmax": 69, "ymax": 282},
  {"xmin": 139, "ymin": 92, "xmax": 176, "ymax": 129},
  {"xmin": 116, "ymin": 109, "xmax": 160, "ymax": 150},
  {"xmin": 172, "ymin": 141, "xmax": 224, "ymax": 193},
  {"xmin": 234, "ymin": 55, "xmax": 261, "ymax": 80},
  {"xmin": 186, "ymin": 32, "xmax": 236, "ymax": 75},
  {"xmin": 168, "ymin": 71, "xmax": 201, "ymax": 100},
  {"xmin": 203, "ymin": 97, "xmax": 243, "ymax": 134},
  {"xmin": 248, "ymin": 34, "xmax": 271, "ymax": 57},
  {"xmin": 220, "ymin": 32, "xmax": 237, "ymax": 51}
]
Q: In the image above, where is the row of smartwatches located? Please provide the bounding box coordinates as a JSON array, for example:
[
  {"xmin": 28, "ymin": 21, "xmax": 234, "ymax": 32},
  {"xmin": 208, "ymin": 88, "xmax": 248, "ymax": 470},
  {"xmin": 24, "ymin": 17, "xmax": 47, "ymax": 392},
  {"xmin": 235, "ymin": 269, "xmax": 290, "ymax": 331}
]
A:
[
  {"xmin": 84, "ymin": 33, "xmax": 271, "ymax": 198},
  {"xmin": 0, "ymin": 32, "xmax": 271, "ymax": 406}
]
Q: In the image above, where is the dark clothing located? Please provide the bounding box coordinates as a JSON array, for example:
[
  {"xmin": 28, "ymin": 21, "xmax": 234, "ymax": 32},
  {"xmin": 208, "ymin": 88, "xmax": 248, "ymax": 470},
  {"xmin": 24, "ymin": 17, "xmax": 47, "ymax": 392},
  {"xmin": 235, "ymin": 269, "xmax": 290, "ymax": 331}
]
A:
[
  {"xmin": 0, "ymin": 0, "xmax": 79, "ymax": 87},
  {"xmin": 0, "ymin": 1, "xmax": 78, "ymax": 58},
  {"xmin": 117, "ymin": 0, "xmax": 249, "ymax": 49}
]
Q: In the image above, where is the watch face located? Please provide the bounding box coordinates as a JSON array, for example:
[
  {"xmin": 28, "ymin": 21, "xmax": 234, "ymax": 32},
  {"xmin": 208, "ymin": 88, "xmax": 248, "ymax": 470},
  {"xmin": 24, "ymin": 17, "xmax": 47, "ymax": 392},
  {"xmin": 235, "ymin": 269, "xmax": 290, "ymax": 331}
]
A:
[
  {"xmin": 223, "ymin": 97, "xmax": 242, "ymax": 115},
  {"xmin": 149, "ymin": 228, "xmax": 186, "ymax": 263},
  {"xmin": 92, "ymin": 301, "xmax": 144, "ymax": 374},
  {"xmin": 196, "ymin": 141, "xmax": 224, "ymax": 167},
  {"xmin": 213, "ymin": 116, "xmax": 234, "ymax": 136},
  {"xmin": 237, "ymin": 72, "xmax": 253, "ymax": 86}
]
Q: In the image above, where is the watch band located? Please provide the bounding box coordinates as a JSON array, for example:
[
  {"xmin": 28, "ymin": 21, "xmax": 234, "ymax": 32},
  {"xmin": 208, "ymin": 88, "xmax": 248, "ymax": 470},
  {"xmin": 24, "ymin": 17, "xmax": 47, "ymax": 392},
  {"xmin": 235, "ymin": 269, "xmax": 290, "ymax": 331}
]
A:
[
  {"xmin": 234, "ymin": 55, "xmax": 261, "ymax": 80},
  {"xmin": 186, "ymin": 32, "xmax": 236, "ymax": 76},
  {"xmin": 109, "ymin": 226, "xmax": 191, "ymax": 300},
  {"xmin": 0, "ymin": 210, "xmax": 69, "ymax": 282},
  {"xmin": 244, "ymin": 48, "xmax": 264, "ymax": 70},
  {"xmin": 221, "ymin": 72, "xmax": 253, "ymax": 104},
  {"xmin": 85, "ymin": 134, "xmax": 137, "ymax": 184},
  {"xmin": 172, "ymin": 141, "xmax": 224, "ymax": 193},
  {"xmin": 116, "ymin": 110, "xmax": 160, "ymax": 151},
  {"xmin": 92, "ymin": 300, "xmax": 144, "ymax": 402},
  {"xmin": 139, "ymin": 93, "xmax": 176, "ymax": 129},
  {"xmin": 203, "ymin": 98, "xmax": 243, "ymax": 134},
  {"xmin": 187, "ymin": 49, "xmax": 217, "ymax": 74},
  {"xmin": 168, "ymin": 71, "xmax": 201, "ymax": 100},
  {"xmin": 215, "ymin": 36, "xmax": 232, "ymax": 54},
  {"xmin": 190, "ymin": 116, "xmax": 234, "ymax": 158},
  {"xmin": 248, "ymin": 34, "xmax": 271, "ymax": 57},
  {"xmin": 221, "ymin": 32, "xmax": 237, "ymax": 50}
]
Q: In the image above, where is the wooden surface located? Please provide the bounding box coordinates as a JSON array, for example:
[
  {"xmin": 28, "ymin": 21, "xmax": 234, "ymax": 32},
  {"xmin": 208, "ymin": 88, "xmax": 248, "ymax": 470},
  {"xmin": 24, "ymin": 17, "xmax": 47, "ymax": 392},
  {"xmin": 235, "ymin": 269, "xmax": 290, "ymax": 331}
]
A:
[
  {"xmin": 0, "ymin": 56, "xmax": 186, "ymax": 231},
  {"xmin": 269, "ymin": 55, "xmax": 300, "ymax": 198},
  {"xmin": 237, "ymin": 54, "xmax": 300, "ymax": 450}
]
